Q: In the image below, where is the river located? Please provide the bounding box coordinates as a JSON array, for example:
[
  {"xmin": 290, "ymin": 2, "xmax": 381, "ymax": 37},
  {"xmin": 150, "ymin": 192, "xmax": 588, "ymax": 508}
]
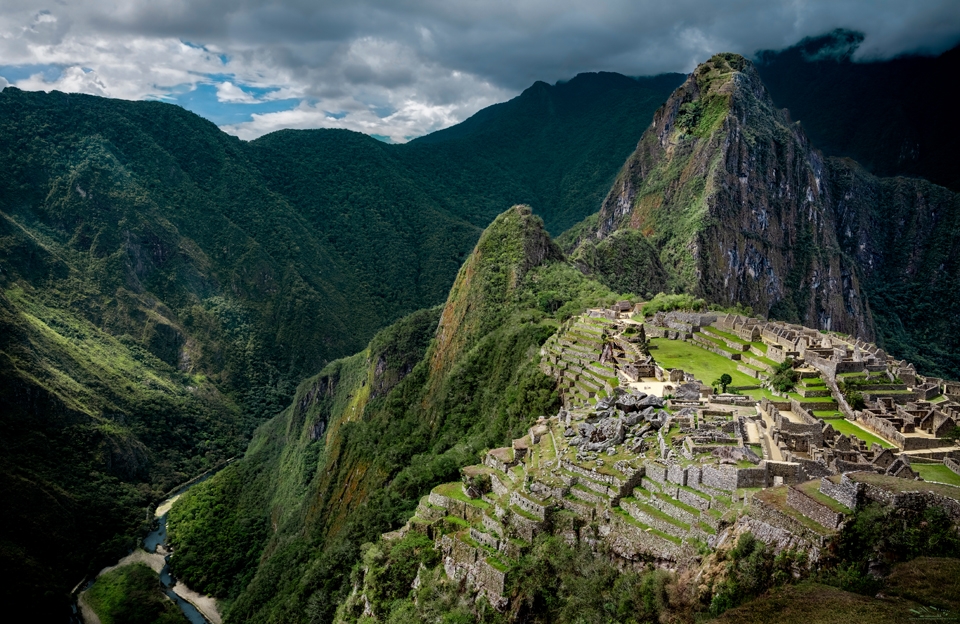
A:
[{"xmin": 72, "ymin": 465, "xmax": 231, "ymax": 624}]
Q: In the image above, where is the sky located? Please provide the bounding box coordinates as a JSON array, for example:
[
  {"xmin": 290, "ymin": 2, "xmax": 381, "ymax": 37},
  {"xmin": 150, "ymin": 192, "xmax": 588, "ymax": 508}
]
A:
[{"xmin": 1, "ymin": 1, "xmax": 958, "ymax": 143}]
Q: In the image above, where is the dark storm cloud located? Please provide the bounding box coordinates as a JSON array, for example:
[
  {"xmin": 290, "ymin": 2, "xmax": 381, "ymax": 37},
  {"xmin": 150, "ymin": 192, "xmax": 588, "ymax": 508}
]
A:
[{"xmin": 2, "ymin": 0, "xmax": 958, "ymax": 140}]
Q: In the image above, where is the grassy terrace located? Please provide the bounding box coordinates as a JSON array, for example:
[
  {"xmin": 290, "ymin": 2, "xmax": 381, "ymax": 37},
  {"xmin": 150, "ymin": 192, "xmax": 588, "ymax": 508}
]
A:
[
  {"xmin": 813, "ymin": 410, "xmax": 843, "ymax": 418},
  {"xmin": 787, "ymin": 392, "xmax": 837, "ymax": 404},
  {"xmin": 649, "ymin": 338, "xmax": 779, "ymax": 400},
  {"xmin": 624, "ymin": 498, "xmax": 691, "ymax": 530},
  {"xmin": 435, "ymin": 482, "xmax": 492, "ymax": 509},
  {"xmin": 826, "ymin": 418, "xmax": 895, "ymax": 449},
  {"xmin": 704, "ymin": 326, "xmax": 750, "ymax": 345},
  {"xmin": 612, "ymin": 508, "xmax": 682, "ymax": 544},
  {"xmin": 795, "ymin": 479, "xmax": 852, "ymax": 514},
  {"xmin": 754, "ymin": 486, "xmax": 834, "ymax": 535},
  {"xmin": 912, "ymin": 464, "xmax": 960, "ymax": 488},
  {"xmin": 849, "ymin": 472, "xmax": 960, "ymax": 499}
]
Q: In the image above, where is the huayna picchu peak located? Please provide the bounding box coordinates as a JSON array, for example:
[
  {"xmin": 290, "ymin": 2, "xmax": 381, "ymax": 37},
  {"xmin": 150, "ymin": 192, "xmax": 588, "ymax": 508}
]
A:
[
  {"xmin": 2, "ymin": 27, "xmax": 960, "ymax": 624},
  {"xmin": 569, "ymin": 53, "xmax": 960, "ymax": 381}
]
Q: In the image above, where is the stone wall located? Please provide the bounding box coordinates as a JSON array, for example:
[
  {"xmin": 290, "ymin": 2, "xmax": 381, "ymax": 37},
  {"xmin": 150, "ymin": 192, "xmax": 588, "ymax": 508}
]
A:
[
  {"xmin": 738, "ymin": 515, "xmax": 822, "ymax": 562},
  {"xmin": 701, "ymin": 465, "xmax": 738, "ymax": 491},
  {"xmin": 667, "ymin": 464, "xmax": 687, "ymax": 486},
  {"xmin": 510, "ymin": 491, "xmax": 549, "ymax": 521},
  {"xmin": 677, "ymin": 488, "xmax": 712, "ymax": 511},
  {"xmin": 749, "ymin": 496, "xmax": 830, "ymax": 548},
  {"xmin": 765, "ymin": 460, "xmax": 805, "ymax": 485},
  {"xmin": 736, "ymin": 467, "xmax": 768, "ymax": 488},
  {"xmin": 946, "ymin": 457, "xmax": 960, "ymax": 477},
  {"xmin": 819, "ymin": 475, "xmax": 862, "ymax": 510},
  {"xmin": 603, "ymin": 511, "xmax": 686, "ymax": 561},
  {"xmin": 859, "ymin": 480, "xmax": 960, "ymax": 522},
  {"xmin": 787, "ymin": 487, "xmax": 844, "ymax": 529}
]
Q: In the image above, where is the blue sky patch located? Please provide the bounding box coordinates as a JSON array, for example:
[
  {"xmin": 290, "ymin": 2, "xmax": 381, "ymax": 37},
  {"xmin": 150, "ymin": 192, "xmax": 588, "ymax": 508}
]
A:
[{"xmin": 159, "ymin": 83, "xmax": 300, "ymax": 126}]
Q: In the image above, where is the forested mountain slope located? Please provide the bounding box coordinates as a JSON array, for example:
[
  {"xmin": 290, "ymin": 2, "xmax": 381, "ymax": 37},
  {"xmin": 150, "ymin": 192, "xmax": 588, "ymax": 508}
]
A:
[
  {"xmin": 756, "ymin": 30, "xmax": 960, "ymax": 194},
  {"xmin": 0, "ymin": 72, "xmax": 680, "ymax": 616},
  {"xmin": 165, "ymin": 206, "xmax": 619, "ymax": 622}
]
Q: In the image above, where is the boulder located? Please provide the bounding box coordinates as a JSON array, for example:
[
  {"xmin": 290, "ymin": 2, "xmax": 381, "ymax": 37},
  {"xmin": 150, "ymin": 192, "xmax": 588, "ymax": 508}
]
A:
[
  {"xmin": 582, "ymin": 417, "xmax": 626, "ymax": 452},
  {"xmin": 675, "ymin": 382, "xmax": 701, "ymax": 401},
  {"xmin": 638, "ymin": 395, "xmax": 665, "ymax": 408}
]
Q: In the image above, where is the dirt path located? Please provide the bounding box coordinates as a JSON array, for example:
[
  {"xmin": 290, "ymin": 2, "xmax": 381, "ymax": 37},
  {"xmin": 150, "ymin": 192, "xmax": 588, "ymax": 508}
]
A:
[
  {"xmin": 77, "ymin": 590, "xmax": 102, "ymax": 624},
  {"xmin": 756, "ymin": 405, "xmax": 784, "ymax": 461}
]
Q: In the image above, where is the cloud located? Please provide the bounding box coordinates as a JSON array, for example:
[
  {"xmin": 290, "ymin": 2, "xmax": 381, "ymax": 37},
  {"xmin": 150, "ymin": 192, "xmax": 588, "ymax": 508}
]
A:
[
  {"xmin": 1, "ymin": 0, "xmax": 958, "ymax": 140},
  {"xmin": 216, "ymin": 81, "xmax": 258, "ymax": 103}
]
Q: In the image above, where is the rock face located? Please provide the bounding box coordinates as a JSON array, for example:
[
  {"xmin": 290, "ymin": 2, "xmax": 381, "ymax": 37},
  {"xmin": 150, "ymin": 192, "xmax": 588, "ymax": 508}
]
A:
[
  {"xmin": 579, "ymin": 52, "xmax": 957, "ymax": 361},
  {"xmin": 587, "ymin": 53, "xmax": 873, "ymax": 337}
]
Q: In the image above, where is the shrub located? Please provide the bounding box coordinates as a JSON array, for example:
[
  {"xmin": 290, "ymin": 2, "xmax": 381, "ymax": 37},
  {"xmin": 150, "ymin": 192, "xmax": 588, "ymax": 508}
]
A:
[
  {"xmin": 769, "ymin": 359, "xmax": 798, "ymax": 393},
  {"xmin": 640, "ymin": 292, "xmax": 706, "ymax": 316}
]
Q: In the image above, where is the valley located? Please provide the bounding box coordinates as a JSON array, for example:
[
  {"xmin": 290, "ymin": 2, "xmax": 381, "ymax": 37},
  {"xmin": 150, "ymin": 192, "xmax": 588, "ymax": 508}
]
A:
[{"xmin": 2, "ymin": 31, "xmax": 960, "ymax": 624}]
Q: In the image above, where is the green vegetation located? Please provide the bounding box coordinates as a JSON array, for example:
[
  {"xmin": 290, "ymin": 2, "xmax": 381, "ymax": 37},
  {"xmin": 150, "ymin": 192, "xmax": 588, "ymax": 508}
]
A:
[
  {"xmin": 84, "ymin": 563, "xmax": 187, "ymax": 624},
  {"xmin": 570, "ymin": 229, "xmax": 670, "ymax": 298},
  {"xmin": 708, "ymin": 533, "xmax": 808, "ymax": 616},
  {"xmin": 337, "ymin": 533, "xmax": 689, "ymax": 624},
  {"xmin": 0, "ymin": 72, "xmax": 684, "ymax": 611},
  {"xmin": 826, "ymin": 419, "xmax": 895, "ymax": 449},
  {"xmin": 912, "ymin": 464, "xmax": 960, "ymax": 488},
  {"xmin": 648, "ymin": 338, "xmax": 777, "ymax": 400},
  {"xmin": 640, "ymin": 292, "xmax": 706, "ymax": 316},
  {"xmin": 713, "ymin": 373, "xmax": 733, "ymax": 393},
  {"xmin": 769, "ymin": 359, "xmax": 798, "ymax": 393},
  {"xmin": 166, "ymin": 207, "xmax": 620, "ymax": 623}
]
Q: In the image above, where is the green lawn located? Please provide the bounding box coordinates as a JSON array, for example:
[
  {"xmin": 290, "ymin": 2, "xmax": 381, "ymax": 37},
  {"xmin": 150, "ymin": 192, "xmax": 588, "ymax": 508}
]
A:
[
  {"xmin": 704, "ymin": 326, "xmax": 750, "ymax": 345},
  {"xmin": 826, "ymin": 419, "xmax": 896, "ymax": 449},
  {"xmin": 649, "ymin": 338, "xmax": 778, "ymax": 400},
  {"xmin": 913, "ymin": 464, "xmax": 960, "ymax": 488}
]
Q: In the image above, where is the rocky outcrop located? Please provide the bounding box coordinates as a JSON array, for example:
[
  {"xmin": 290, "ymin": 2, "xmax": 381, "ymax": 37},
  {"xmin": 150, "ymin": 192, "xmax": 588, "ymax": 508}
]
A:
[{"xmin": 582, "ymin": 52, "xmax": 960, "ymax": 354}]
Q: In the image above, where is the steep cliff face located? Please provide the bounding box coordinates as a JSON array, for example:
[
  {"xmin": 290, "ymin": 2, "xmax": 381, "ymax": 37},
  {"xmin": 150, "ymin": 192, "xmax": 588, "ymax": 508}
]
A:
[
  {"xmin": 828, "ymin": 161, "xmax": 960, "ymax": 375},
  {"xmin": 166, "ymin": 206, "xmax": 613, "ymax": 623},
  {"xmin": 591, "ymin": 53, "xmax": 872, "ymax": 338},
  {"xmin": 584, "ymin": 53, "xmax": 960, "ymax": 376}
]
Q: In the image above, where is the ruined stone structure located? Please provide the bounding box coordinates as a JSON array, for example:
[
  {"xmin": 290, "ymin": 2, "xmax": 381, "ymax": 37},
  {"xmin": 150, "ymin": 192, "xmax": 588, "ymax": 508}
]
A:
[{"xmin": 376, "ymin": 308, "xmax": 960, "ymax": 610}]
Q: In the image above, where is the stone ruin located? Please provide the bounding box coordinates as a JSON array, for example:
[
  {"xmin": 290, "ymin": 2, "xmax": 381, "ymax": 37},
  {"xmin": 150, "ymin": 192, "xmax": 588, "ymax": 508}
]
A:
[{"xmin": 371, "ymin": 311, "xmax": 960, "ymax": 612}]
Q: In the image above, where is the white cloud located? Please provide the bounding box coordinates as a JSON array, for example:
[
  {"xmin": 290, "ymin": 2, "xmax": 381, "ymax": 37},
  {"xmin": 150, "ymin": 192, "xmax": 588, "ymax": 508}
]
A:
[
  {"xmin": 0, "ymin": 0, "xmax": 957, "ymax": 139},
  {"xmin": 0, "ymin": 75, "xmax": 8, "ymax": 89},
  {"xmin": 15, "ymin": 65, "xmax": 108, "ymax": 95},
  {"xmin": 216, "ymin": 81, "xmax": 258, "ymax": 103}
]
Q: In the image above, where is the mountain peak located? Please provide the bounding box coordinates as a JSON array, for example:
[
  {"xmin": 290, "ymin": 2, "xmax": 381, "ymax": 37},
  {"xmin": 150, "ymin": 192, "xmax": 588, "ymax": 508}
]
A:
[
  {"xmin": 587, "ymin": 54, "xmax": 873, "ymax": 338},
  {"xmin": 430, "ymin": 205, "xmax": 561, "ymax": 376}
]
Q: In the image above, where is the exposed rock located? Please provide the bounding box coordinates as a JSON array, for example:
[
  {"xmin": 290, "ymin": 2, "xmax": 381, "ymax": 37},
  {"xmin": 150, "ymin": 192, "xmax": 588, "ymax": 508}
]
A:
[
  {"xmin": 638, "ymin": 395, "xmax": 665, "ymax": 408},
  {"xmin": 675, "ymin": 383, "xmax": 701, "ymax": 401}
]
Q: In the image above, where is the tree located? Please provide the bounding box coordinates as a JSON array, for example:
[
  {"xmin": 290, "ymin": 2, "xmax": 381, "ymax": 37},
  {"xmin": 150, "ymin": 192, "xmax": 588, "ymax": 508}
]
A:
[{"xmin": 713, "ymin": 373, "xmax": 733, "ymax": 394}]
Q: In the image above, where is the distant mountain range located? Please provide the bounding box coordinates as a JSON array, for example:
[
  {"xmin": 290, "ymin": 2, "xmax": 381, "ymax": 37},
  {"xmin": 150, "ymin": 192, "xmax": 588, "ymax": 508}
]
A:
[{"xmin": 1, "ymin": 30, "xmax": 959, "ymax": 617}]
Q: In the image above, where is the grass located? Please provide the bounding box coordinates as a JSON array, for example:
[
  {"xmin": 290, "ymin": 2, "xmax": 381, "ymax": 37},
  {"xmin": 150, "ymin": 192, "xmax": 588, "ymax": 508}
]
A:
[
  {"xmin": 627, "ymin": 500, "xmax": 690, "ymax": 530},
  {"xmin": 795, "ymin": 479, "xmax": 852, "ymax": 514},
  {"xmin": 703, "ymin": 326, "xmax": 750, "ymax": 345},
  {"xmin": 787, "ymin": 392, "xmax": 837, "ymax": 405},
  {"xmin": 813, "ymin": 410, "xmax": 843, "ymax": 418},
  {"xmin": 710, "ymin": 581, "xmax": 929, "ymax": 624},
  {"xmin": 883, "ymin": 557, "xmax": 960, "ymax": 612},
  {"xmin": 753, "ymin": 487, "xmax": 834, "ymax": 535},
  {"xmin": 434, "ymin": 482, "xmax": 492, "ymax": 509},
  {"xmin": 649, "ymin": 338, "xmax": 753, "ymax": 386},
  {"xmin": 84, "ymin": 563, "xmax": 187, "ymax": 624},
  {"xmin": 826, "ymin": 419, "xmax": 896, "ymax": 449},
  {"xmin": 848, "ymin": 472, "xmax": 960, "ymax": 500},
  {"xmin": 912, "ymin": 464, "xmax": 960, "ymax": 488},
  {"xmin": 611, "ymin": 508, "xmax": 682, "ymax": 544}
]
